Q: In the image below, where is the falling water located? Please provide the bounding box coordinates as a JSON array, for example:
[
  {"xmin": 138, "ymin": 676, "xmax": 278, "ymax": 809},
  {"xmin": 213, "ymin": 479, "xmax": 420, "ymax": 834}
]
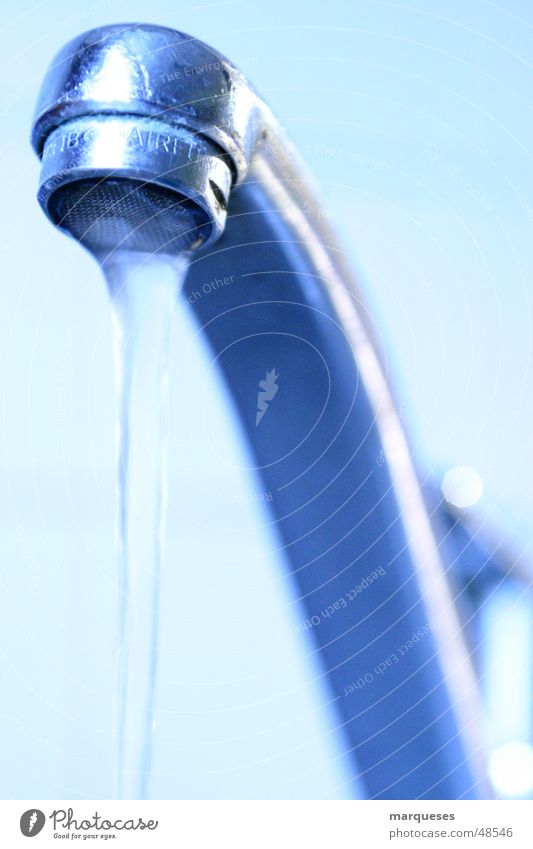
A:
[{"xmin": 103, "ymin": 251, "xmax": 189, "ymax": 799}]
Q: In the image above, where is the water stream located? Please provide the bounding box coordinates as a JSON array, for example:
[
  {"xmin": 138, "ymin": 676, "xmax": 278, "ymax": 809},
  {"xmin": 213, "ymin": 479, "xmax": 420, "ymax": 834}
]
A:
[{"xmin": 103, "ymin": 252, "xmax": 189, "ymax": 799}]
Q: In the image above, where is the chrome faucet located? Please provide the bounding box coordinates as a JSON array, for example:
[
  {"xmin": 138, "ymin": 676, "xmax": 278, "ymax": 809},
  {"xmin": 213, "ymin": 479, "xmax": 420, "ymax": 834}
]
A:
[{"xmin": 31, "ymin": 23, "xmax": 490, "ymax": 799}]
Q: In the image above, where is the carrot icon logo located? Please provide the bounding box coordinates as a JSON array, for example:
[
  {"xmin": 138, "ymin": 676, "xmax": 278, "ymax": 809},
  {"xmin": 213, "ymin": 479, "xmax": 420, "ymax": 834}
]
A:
[
  {"xmin": 256, "ymin": 368, "xmax": 279, "ymax": 425},
  {"xmin": 20, "ymin": 809, "xmax": 46, "ymax": 837}
]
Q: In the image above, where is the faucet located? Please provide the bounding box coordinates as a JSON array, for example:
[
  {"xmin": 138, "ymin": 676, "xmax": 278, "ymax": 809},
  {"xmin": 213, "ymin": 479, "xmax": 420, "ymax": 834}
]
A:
[{"xmin": 31, "ymin": 23, "xmax": 490, "ymax": 799}]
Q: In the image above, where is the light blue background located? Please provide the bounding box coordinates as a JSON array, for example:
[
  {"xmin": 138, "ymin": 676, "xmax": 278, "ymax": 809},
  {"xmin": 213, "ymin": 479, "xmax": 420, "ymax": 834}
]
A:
[{"xmin": 1, "ymin": 0, "xmax": 532, "ymax": 798}]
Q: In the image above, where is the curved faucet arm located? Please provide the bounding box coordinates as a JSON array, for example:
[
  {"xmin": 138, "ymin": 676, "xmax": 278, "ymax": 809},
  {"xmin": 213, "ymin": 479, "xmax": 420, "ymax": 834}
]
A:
[{"xmin": 184, "ymin": 136, "xmax": 490, "ymax": 799}]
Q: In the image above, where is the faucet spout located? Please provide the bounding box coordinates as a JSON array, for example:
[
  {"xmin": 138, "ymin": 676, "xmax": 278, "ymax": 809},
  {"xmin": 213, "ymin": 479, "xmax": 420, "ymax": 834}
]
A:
[
  {"xmin": 31, "ymin": 23, "xmax": 490, "ymax": 799},
  {"xmin": 186, "ymin": 152, "xmax": 490, "ymax": 799}
]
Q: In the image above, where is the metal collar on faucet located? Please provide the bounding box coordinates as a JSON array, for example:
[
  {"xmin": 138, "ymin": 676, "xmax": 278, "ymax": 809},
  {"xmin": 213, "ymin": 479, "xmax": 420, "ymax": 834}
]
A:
[{"xmin": 31, "ymin": 23, "xmax": 266, "ymax": 251}]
